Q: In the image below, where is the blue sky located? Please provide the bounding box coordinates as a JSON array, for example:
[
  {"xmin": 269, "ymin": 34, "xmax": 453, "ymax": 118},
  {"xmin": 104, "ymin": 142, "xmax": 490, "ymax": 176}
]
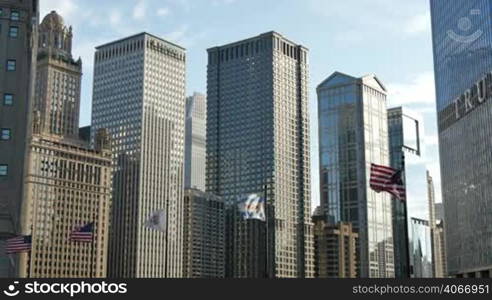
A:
[{"xmin": 40, "ymin": 0, "xmax": 442, "ymax": 208}]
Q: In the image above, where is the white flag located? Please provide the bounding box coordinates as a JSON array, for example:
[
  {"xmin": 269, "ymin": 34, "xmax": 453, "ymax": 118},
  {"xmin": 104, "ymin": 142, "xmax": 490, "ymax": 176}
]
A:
[
  {"xmin": 144, "ymin": 210, "xmax": 167, "ymax": 232},
  {"xmin": 237, "ymin": 194, "xmax": 266, "ymax": 222}
]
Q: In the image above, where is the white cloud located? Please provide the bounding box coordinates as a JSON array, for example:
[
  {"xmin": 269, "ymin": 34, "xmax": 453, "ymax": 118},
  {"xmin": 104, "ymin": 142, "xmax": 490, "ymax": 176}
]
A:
[
  {"xmin": 133, "ymin": 0, "xmax": 147, "ymax": 20},
  {"xmin": 157, "ymin": 8, "xmax": 170, "ymax": 17},
  {"xmin": 109, "ymin": 10, "xmax": 122, "ymax": 26},
  {"xmin": 40, "ymin": 0, "xmax": 78, "ymax": 20},
  {"xmin": 387, "ymin": 72, "xmax": 436, "ymax": 107},
  {"xmin": 404, "ymin": 12, "xmax": 431, "ymax": 35}
]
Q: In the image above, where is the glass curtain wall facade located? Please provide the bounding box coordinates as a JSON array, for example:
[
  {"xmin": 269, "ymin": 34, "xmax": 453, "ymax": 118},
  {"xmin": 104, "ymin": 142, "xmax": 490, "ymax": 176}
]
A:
[
  {"xmin": 207, "ymin": 31, "xmax": 314, "ymax": 278},
  {"xmin": 431, "ymin": 0, "xmax": 492, "ymax": 277},
  {"xmin": 387, "ymin": 107, "xmax": 431, "ymax": 278},
  {"xmin": 317, "ymin": 72, "xmax": 394, "ymax": 278}
]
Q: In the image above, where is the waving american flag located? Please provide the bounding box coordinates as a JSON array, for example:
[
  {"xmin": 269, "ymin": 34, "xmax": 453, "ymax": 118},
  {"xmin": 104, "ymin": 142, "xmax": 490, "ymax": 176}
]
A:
[{"xmin": 370, "ymin": 163, "xmax": 406, "ymax": 201}]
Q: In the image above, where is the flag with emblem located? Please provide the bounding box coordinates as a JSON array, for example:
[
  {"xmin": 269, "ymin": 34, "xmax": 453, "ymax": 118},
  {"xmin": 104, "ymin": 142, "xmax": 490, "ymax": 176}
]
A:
[{"xmin": 237, "ymin": 194, "xmax": 266, "ymax": 221}]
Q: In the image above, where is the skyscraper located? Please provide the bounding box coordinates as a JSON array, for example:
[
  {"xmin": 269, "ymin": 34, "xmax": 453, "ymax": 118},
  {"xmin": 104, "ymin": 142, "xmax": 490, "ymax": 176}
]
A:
[
  {"xmin": 0, "ymin": 0, "xmax": 39, "ymax": 277},
  {"xmin": 183, "ymin": 189, "xmax": 225, "ymax": 278},
  {"xmin": 410, "ymin": 218, "xmax": 433, "ymax": 278},
  {"xmin": 430, "ymin": 0, "xmax": 492, "ymax": 277},
  {"xmin": 34, "ymin": 11, "xmax": 81, "ymax": 138},
  {"xmin": 91, "ymin": 33, "xmax": 186, "ymax": 278},
  {"xmin": 18, "ymin": 11, "xmax": 113, "ymax": 278},
  {"xmin": 387, "ymin": 107, "xmax": 430, "ymax": 278},
  {"xmin": 185, "ymin": 92, "xmax": 206, "ymax": 191},
  {"xmin": 317, "ymin": 72, "xmax": 394, "ymax": 278},
  {"xmin": 207, "ymin": 31, "xmax": 314, "ymax": 278}
]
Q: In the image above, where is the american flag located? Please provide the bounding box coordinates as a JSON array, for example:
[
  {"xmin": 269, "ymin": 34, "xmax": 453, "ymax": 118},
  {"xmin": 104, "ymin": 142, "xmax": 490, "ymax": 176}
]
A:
[
  {"xmin": 70, "ymin": 222, "xmax": 94, "ymax": 243},
  {"xmin": 370, "ymin": 163, "xmax": 406, "ymax": 201},
  {"xmin": 6, "ymin": 235, "xmax": 32, "ymax": 254}
]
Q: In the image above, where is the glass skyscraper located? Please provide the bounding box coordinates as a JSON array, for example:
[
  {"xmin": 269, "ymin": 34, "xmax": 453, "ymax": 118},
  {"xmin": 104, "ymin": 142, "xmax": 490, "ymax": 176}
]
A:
[
  {"xmin": 431, "ymin": 0, "xmax": 492, "ymax": 277},
  {"xmin": 317, "ymin": 72, "xmax": 394, "ymax": 278},
  {"xmin": 387, "ymin": 107, "xmax": 431, "ymax": 278},
  {"xmin": 207, "ymin": 32, "xmax": 314, "ymax": 278}
]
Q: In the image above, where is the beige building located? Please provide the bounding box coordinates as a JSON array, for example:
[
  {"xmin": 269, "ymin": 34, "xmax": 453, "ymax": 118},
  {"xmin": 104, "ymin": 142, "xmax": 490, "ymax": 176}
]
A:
[
  {"xmin": 20, "ymin": 131, "xmax": 112, "ymax": 278},
  {"xmin": 34, "ymin": 11, "xmax": 82, "ymax": 138},
  {"xmin": 183, "ymin": 189, "xmax": 225, "ymax": 278},
  {"xmin": 434, "ymin": 220, "xmax": 447, "ymax": 278},
  {"xmin": 313, "ymin": 210, "xmax": 358, "ymax": 278},
  {"xmin": 0, "ymin": 0, "xmax": 39, "ymax": 277},
  {"xmin": 17, "ymin": 11, "xmax": 113, "ymax": 278}
]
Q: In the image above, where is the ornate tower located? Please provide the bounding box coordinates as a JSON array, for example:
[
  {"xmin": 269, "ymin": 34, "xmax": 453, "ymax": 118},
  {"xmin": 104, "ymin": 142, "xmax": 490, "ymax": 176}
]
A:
[{"xmin": 34, "ymin": 11, "xmax": 82, "ymax": 138}]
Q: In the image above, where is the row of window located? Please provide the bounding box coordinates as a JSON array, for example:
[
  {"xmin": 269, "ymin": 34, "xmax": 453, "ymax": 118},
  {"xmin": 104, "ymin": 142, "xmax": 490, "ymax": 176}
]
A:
[
  {"xmin": 4, "ymin": 59, "xmax": 16, "ymax": 71},
  {"xmin": 0, "ymin": 7, "xmax": 20, "ymax": 180},
  {"xmin": 0, "ymin": 8, "xmax": 20, "ymax": 21},
  {"xmin": 0, "ymin": 25, "xmax": 19, "ymax": 38}
]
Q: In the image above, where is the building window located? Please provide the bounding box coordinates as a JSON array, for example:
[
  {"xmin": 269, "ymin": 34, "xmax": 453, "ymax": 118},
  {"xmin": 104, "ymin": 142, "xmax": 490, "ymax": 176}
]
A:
[
  {"xmin": 3, "ymin": 94, "xmax": 13, "ymax": 106},
  {"xmin": 9, "ymin": 26, "xmax": 19, "ymax": 38},
  {"xmin": 1, "ymin": 129, "xmax": 11, "ymax": 141},
  {"xmin": 7, "ymin": 60, "xmax": 16, "ymax": 71},
  {"xmin": 10, "ymin": 10, "xmax": 20, "ymax": 21},
  {"xmin": 0, "ymin": 8, "xmax": 3, "ymax": 16},
  {"xmin": 0, "ymin": 165, "xmax": 7, "ymax": 177}
]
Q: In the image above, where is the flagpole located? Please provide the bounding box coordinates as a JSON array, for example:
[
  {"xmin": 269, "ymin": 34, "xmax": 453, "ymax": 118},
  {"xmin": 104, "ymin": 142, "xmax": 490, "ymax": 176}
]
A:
[
  {"xmin": 165, "ymin": 198, "xmax": 169, "ymax": 278},
  {"xmin": 264, "ymin": 184, "xmax": 269, "ymax": 279},
  {"xmin": 91, "ymin": 225, "xmax": 94, "ymax": 279},
  {"xmin": 401, "ymin": 152, "xmax": 411, "ymax": 278}
]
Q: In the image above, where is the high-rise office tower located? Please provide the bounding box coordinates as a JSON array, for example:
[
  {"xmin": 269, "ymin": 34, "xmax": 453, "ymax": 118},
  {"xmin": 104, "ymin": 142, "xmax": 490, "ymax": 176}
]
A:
[
  {"xmin": 0, "ymin": 0, "xmax": 39, "ymax": 277},
  {"xmin": 92, "ymin": 33, "xmax": 186, "ymax": 278},
  {"xmin": 387, "ymin": 107, "xmax": 430, "ymax": 278},
  {"xmin": 430, "ymin": 0, "xmax": 492, "ymax": 277},
  {"xmin": 427, "ymin": 171, "xmax": 441, "ymax": 277},
  {"xmin": 207, "ymin": 32, "xmax": 314, "ymax": 278},
  {"xmin": 317, "ymin": 72, "xmax": 394, "ymax": 278},
  {"xmin": 183, "ymin": 189, "xmax": 225, "ymax": 278},
  {"xmin": 18, "ymin": 11, "xmax": 113, "ymax": 278},
  {"xmin": 33, "ymin": 11, "xmax": 81, "ymax": 138},
  {"xmin": 410, "ymin": 218, "xmax": 433, "ymax": 278},
  {"xmin": 312, "ymin": 209, "xmax": 358, "ymax": 278},
  {"xmin": 434, "ymin": 219, "xmax": 448, "ymax": 277},
  {"xmin": 185, "ymin": 92, "xmax": 206, "ymax": 191}
]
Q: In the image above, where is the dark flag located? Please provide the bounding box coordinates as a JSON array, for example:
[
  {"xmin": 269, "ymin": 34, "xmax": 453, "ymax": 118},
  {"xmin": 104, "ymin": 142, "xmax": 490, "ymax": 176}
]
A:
[
  {"xmin": 370, "ymin": 163, "xmax": 406, "ymax": 201},
  {"xmin": 6, "ymin": 235, "xmax": 32, "ymax": 254},
  {"xmin": 70, "ymin": 222, "xmax": 94, "ymax": 243}
]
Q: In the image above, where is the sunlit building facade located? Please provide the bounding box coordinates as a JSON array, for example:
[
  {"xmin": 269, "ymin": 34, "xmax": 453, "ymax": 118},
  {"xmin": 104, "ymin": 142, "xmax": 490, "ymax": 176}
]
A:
[
  {"xmin": 185, "ymin": 92, "xmax": 206, "ymax": 191},
  {"xmin": 92, "ymin": 33, "xmax": 186, "ymax": 278},
  {"xmin": 317, "ymin": 72, "xmax": 394, "ymax": 278}
]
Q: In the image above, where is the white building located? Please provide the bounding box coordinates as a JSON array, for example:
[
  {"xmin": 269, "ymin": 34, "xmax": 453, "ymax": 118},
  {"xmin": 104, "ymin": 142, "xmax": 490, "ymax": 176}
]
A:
[
  {"xmin": 185, "ymin": 93, "xmax": 206, "ymax": 191},
  {"xmin": 91, "ymin": 33, "xmax": 186, "ymax": 278}
]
